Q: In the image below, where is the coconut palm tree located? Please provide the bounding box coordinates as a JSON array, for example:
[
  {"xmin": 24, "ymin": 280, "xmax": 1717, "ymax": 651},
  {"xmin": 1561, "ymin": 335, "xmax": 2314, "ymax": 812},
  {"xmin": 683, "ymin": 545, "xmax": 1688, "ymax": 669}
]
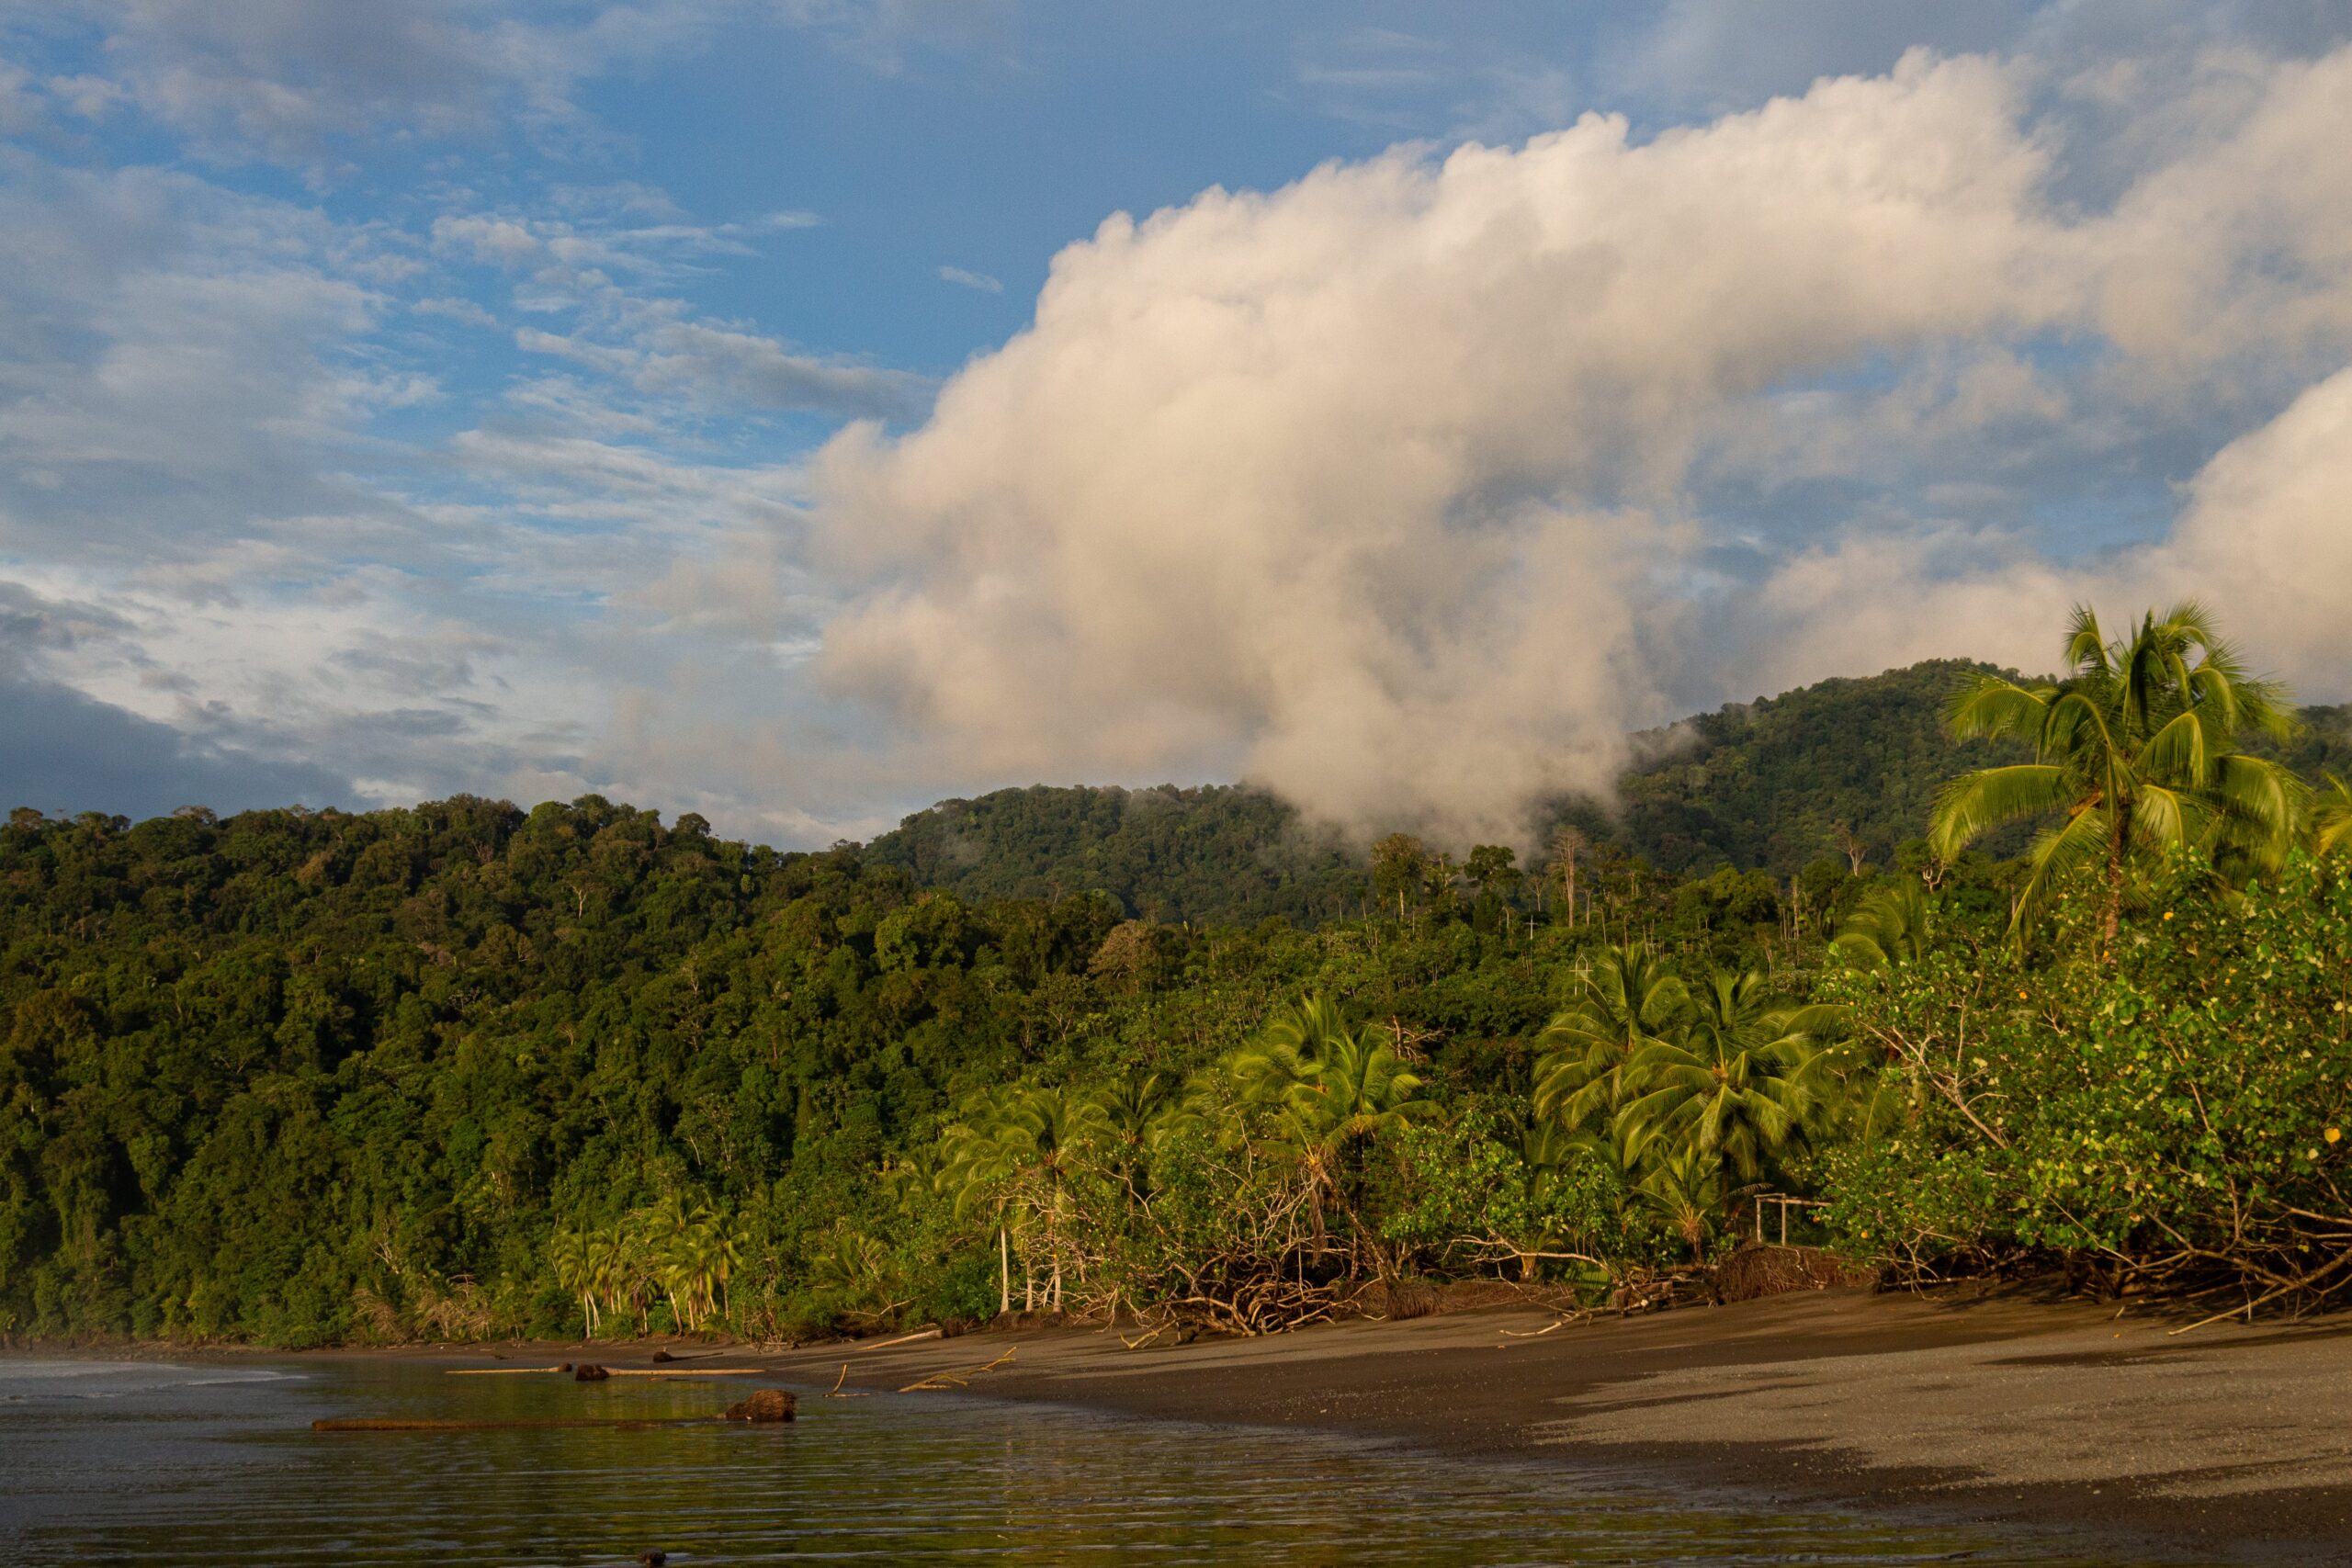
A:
[
  {"xmin": 1226, "ymin": 997, "xmax": 1426, "ymax": 1265},
  {"xmin": 1830, "ymin": 882, "xmax": 1933, "ymax": 971},
  {"xmin": 1637, "ymin": 1146, "xmax": 1727, "ymax": 1267},
  {"xmin": 2317, "ymin": 774, "xmax": 2352, "ymax": 859},
  {"xmin": 1617, "ymin": 967, "xmax": 1836, "ymax": 1183},
  {"xmin": 1532, "ymin": 943, "xmax": 1690, "ymax": 1135},
  {"xmin": 937, "ymin": 1084, "xmax": 1107, "ymax": 1313},
  {"xmin": 1930, "ymin": 604, "xmax": 2303, "ymax": 953},
  {"xmin": 548, "ymin": 1225, "xmax": 599, "ymax": 1338}
]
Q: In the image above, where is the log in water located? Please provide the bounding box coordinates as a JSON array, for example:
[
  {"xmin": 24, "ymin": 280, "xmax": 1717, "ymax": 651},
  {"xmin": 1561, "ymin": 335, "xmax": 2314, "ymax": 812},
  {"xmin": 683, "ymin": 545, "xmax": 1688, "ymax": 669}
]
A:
[{"xmin": 313, "ymin": 1416, "xmax": 719, "ymax": 1432}]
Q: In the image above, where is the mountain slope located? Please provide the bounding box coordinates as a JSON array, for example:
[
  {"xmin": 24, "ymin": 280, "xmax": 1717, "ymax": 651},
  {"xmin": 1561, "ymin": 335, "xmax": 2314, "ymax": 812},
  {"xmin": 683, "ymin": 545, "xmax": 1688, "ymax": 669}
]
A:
[{"xmin": 864, "ymin": 661, "xmax": 2352, "ymax": 919}]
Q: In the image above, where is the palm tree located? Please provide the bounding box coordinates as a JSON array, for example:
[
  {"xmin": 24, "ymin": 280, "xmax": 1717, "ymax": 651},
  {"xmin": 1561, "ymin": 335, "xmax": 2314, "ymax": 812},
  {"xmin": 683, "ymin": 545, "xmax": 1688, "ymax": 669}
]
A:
[
  {"xmin": 2317, "ymin": 774, "xmax": 2352, "ymax": 859},
  {"xmin": 1227, "ymin": 997, "xmax": 1426, "ymax": 1266},
  {"xmin": 1532, "ymin": 943, "xmax": 1689, "ymax": 1135},
  {"xmin": 1616, "ymin": 967, "xmax": 1836, "ymax": 1183},
  {"xmin": 1830, "ymin": 883, "xmax": 1933, "ymax": 971},
  {"xmin": 1637, "ymin": 1147, "xmax": 1726, "ymax": 1267},
  {"xmin": 937, "ymin": 1084, "xmax": 1107, "ymax": 1313},
  {"xmin": 548, "ymin": 1226, "xmax": 599, "ymax": 1338},
  {"xmin": 1929, "ymin": 604, "xmax": 2303, "ymax": 953}
]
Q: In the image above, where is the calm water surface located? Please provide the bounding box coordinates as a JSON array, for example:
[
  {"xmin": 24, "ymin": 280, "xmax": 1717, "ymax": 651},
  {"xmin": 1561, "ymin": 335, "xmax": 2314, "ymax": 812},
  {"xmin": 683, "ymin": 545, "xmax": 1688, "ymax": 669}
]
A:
[{"xmin": 0, "ymin": 1355, "xmax": 2175, "ymax": 1566}]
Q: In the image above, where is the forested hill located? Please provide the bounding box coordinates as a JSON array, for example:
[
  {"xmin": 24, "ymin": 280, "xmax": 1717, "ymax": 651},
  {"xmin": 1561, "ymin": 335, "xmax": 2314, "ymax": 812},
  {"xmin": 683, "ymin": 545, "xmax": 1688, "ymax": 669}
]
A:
[
  {"xmin": 860, "ymin": 785, "xmax": 1360, "ymax": 926},
  {"xmin": 864, "ymin": 660, "xmax": 2348, "ymax": 919}
]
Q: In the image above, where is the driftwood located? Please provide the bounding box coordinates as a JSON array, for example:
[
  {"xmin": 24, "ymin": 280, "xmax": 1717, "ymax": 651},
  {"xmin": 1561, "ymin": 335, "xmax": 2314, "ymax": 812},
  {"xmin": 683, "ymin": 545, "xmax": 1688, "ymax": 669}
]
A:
[
  {"xmin": 899, "ymin": 1348, "xmax": 1016, "ymax": 1392},
  {"xmin": 313, "ymin": 1416, "xmax": 712, "ymax": 1432},
  {"xmin": 442, "ymin": 1362, "xmax": 763, "ymax": 1381},
  {"xmin": 599, "ymin": 1366, "xmax": 763, "ymax": 1377},
  {"xmin": 845, "ymin": 1326, "xmax": 944, "ymax": 1353},
  {"xmin": 445, "ymin": 1365, "xmax": 570, "ymax": 1375}
]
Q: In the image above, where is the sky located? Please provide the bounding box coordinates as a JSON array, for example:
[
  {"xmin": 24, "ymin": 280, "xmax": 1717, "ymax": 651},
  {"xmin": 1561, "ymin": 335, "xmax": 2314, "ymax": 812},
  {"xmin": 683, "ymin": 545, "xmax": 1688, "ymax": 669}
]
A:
[{"xmin": 3, "ymin": 1, "xmax": 2350, "ymax": 847}]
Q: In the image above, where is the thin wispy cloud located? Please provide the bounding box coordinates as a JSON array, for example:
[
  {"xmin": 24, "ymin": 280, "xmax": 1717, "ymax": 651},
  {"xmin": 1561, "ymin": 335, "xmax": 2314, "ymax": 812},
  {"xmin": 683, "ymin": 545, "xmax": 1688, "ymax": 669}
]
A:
[{"xmin": 937, "ymin": 265, "xmax": 1002, "ymax": 293}]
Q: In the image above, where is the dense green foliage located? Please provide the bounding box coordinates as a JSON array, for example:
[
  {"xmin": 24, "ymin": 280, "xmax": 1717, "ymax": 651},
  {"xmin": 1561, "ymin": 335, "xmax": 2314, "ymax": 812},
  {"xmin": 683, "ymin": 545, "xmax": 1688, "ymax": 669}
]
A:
[
  {"xmin": 863, "ymin": 784, "xmax": 1361, "ymax": 925},
  {"xmin": 1609, "ymin": 659, "xmax": 2032, "ymax": 876},
  {"xmin": 1816, "ymin": 852, "xmax": 2352, "ymax": 1303},
  {"xmin": 866, "ymin": 664, "xmax": 2346, "ymax": 928},
  {"xmin": 4, "ymin": 624, "xmax": 2347, "ymax": 1345}
]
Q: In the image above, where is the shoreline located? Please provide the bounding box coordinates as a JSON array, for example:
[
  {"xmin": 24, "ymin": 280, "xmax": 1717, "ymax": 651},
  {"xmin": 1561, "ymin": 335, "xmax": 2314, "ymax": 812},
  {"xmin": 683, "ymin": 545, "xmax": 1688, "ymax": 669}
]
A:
[
  {"xmin": 756, "ymin": 1288, "xmax": 2352, "ymax": 1564},
  {"xmin": 18, "ymin": 1287, "xmax": 2352, "ymax": 1562}
]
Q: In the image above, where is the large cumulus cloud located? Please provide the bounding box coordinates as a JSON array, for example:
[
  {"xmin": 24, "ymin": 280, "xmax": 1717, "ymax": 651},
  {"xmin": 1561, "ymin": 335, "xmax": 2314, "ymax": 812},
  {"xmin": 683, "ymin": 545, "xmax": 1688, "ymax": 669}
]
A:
[{"xmin": 808, "ymin": 47, "xmax": 2352, "ymax": 844}]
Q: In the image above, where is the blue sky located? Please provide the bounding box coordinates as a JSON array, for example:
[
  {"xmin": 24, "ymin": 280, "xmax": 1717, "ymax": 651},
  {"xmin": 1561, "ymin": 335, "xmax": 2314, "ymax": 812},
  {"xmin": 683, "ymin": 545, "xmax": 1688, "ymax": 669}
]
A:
[{"xmin": 4, "ymin": 2, "xmax": 2350, "ymax": 844}]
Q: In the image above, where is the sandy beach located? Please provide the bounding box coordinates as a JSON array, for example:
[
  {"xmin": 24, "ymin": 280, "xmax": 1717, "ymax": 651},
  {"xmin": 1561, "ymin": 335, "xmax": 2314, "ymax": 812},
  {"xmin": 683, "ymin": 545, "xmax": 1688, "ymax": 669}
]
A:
[
  {"xmin": 86, "ymin": 1283, "xmax": 2340, "ymax": 1562},
  {"xmin": 729, "ymin": 1287, "xmax": 2352, "ymax": 1564}
]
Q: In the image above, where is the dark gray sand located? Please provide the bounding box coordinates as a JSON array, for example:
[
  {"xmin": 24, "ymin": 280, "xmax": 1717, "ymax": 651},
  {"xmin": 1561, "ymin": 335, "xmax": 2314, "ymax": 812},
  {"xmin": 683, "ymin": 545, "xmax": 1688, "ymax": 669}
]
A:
[{"xmin": 755, "ymin": 1288, "xmax": 2352, "ymax": 1563}]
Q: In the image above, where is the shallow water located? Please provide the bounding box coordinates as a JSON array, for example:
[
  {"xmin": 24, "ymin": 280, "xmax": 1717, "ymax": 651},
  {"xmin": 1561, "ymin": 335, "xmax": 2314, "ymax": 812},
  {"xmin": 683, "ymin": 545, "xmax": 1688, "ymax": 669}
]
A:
[{"xmin": 0, "ymin": 1355, "xmax": 2173, "ymax": 1566}]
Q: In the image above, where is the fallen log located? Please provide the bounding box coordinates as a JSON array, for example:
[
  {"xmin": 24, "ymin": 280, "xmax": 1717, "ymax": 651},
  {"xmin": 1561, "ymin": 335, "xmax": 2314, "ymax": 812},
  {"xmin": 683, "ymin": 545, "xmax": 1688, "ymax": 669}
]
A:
[
  {"xmin": 847, "ymin": 1325, "xmax": 943, "ymax": 1353},
  {"xmin": 600, "ymin": 1366, "xmax": 763, "ymax": 1378},
  {"xmin": 900, "ymin": 1348, "xmax": 1016, "ymax": 1393},
  {"xmin": 312, "ymin": 1416, "xmax": 712, "ymax": 1432},
  {"xmin": 445, "ymin": 1365, "xmax": 569, "ymax": 1375}
]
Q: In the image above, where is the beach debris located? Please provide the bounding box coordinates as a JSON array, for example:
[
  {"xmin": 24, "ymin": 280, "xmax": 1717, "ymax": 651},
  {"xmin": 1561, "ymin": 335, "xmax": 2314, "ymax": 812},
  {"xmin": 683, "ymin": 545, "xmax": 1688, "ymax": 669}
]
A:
[
  {"xmin": 650, "ymin": 1348, "xmax": 676, "ymax": 1363},
  {"xmin": 848, "ymin": 1325, "xmax": 944, "ymax": 1352},
  {"xmin": 574, "ymin": 1363, "xmax": 611, "ymax": 1382},
  {"xmin": 899, "ymin": 1347, "xmax": 1017, "ymax": 1392},
  {"xmin": 602, "ymin": 1366, "xmax": 763, "ymax": 1377},
  {"xmin": 826, "ymin": 1363, "xmax": 868, "ymax": 1398},
  {"xmin": 446, "ymin": 1365, "xmax": 570, "ymax": 1375},
  {"xmin": 720, "ymin": 1388, "xmax": 797, "ymax": 1422},
  {"xmin": 312, "ymin": 1416, "xmax": 709, "ymax": 1432}
]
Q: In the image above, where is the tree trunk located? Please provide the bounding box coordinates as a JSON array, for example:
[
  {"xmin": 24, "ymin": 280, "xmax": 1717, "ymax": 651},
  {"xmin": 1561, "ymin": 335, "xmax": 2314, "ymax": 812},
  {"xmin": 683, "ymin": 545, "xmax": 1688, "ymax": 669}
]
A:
[
  {"xmin": 998, "ymin": 1225, "xmax": 1010, "ymax": 1316},
  {"xmin": 2103, "ymin": 810, "xmax": 2127, "ymax": 961}
]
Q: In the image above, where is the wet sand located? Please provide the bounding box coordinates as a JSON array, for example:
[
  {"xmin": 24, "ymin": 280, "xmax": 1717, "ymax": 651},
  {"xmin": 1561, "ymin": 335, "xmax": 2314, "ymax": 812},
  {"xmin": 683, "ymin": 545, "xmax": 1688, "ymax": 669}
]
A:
[{"xmin": 745, "ymin": 1288, "xmax": 2352, "ymax": 1564}]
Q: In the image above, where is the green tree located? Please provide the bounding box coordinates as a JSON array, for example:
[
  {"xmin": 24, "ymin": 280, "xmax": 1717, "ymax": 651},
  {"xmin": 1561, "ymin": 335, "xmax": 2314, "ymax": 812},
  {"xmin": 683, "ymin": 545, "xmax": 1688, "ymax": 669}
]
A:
[
  {"xmin": 1227, "ymin": 997, "xmax": 1426, "ymax": 1269},
  {"xmin": 1617, "ymin": 967, "xmax": 1835, "ymax": 1183},
  {"xmin": 1532, "ymin": 944, "xmax": 1689, "ymax": 1134},
  {"xmin": 1930, "ymin": 604, "xmax": 2303, "ymax": 953},
  {"xmin": 2317, "ymin": 774, "xmax": 2352, "ymax": 859},
  {"xmin": 937, "ymin": 1084, "xmax": 1106, "ymax": 1313},
  {"xmin": 1830, "ymin": 882, "xmax": 1933, "ymax": 971}
]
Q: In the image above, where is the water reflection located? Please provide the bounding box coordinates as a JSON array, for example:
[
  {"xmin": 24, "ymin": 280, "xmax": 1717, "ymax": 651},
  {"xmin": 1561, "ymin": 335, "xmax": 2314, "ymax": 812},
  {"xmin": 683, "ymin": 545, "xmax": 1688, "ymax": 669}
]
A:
[{"xmin": 0, "ymin": 1357, "xmax": 2158, "ymax": 1566}]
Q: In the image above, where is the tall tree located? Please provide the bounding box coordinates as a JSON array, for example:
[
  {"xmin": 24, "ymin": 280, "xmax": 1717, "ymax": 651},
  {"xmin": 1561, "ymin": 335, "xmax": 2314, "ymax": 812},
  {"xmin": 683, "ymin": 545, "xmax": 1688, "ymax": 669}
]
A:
[
  {"xmin": 1548, "ymin": 823, "xmax": 1589, "ymax": 926},
  {"xmin": 1617, "ymin": 967, "xmax": 1836, "ymax": 1183},
  {"xmin": 1532, "ymin": 943, "xmax": 1689, "ymax": 1135},
  {"xmin": 1929, "ymin": 604, "xmax": 2303, "ymax": 953},
  {"xmin": 1227, "ymin": 997, "xmax": 1425, "ymax": 1267},
  {"xmin": 2317, "ymin": 774, "xmax": 2352, "ymax": 859}
]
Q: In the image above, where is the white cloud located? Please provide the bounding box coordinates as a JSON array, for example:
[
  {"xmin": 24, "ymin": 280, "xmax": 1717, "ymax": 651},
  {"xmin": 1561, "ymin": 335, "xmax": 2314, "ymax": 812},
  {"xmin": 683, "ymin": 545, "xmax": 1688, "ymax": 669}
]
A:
[
  {"xmin": 938, "ymin": 265, "xmax": 1002, "ymax": 293},
  {"xmin": 806, "ymin": 43, "xmax": 2352, "ymax": 846}
]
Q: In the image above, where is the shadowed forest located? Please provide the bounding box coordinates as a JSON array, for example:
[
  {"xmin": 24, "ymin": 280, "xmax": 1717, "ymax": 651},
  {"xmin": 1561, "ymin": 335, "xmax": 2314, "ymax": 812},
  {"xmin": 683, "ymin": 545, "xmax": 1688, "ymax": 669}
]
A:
[{"xmin": 5, "ymin": 613, "xmax": 2349, "ymax": 1345}]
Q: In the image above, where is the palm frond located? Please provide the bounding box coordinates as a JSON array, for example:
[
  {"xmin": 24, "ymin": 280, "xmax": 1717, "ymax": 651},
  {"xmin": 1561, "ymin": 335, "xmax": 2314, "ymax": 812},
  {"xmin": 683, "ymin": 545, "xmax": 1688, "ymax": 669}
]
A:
[
  {"xmin": 2008, "ymin": 801, "xmax": 2113, "ymax": 940},
  {"xmin": 2316, "ymin": 774, "xmax": 2352, "ymax": 859},
  {"xmin": 1929, "ymin": 764, "xmax": 2073, "ymax": 860},
  {"xmin": 1944, "ymin": 672, "xmax": 2052, "ymax": 743}
]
